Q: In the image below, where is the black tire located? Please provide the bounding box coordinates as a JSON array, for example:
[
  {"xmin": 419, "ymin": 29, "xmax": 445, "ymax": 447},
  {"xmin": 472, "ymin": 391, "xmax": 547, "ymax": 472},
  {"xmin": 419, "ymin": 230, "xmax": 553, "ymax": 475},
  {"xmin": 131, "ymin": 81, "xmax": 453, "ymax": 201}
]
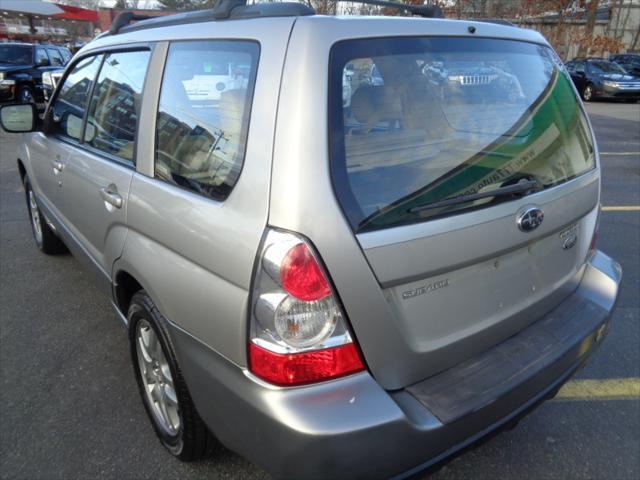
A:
[
  {"xmin": 128, "ymin": 291, "xmax": 214, "ymax": 461},
  {"xmin": 23, "ymin": 177, "xmax": 67, "ymax": 254},
  {"xmin": 18, "ymin": 86, "xmax": 35, "ymax": 104},
  {"xmin": 582, "ymin": 84, "xmax": 594, "ymax": 102}
]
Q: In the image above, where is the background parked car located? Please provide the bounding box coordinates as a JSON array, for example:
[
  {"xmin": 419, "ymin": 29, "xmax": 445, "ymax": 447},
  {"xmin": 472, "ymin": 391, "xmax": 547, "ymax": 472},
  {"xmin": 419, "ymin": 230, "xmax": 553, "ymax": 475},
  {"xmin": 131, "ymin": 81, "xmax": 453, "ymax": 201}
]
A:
[
  {"xmin": 609, "ymin": 53, "xmax": 640, "ymax": 76},
  {"xmin": 0, "ymin": 43, "xmax": 71, "ymax": 105},
  {"xmin": 565, "ymin": 57, "xmax": 640, "ymax": 102},
  {"xmin": 42, "ymin": 68, "xmax": 65, "ymax": 102}
]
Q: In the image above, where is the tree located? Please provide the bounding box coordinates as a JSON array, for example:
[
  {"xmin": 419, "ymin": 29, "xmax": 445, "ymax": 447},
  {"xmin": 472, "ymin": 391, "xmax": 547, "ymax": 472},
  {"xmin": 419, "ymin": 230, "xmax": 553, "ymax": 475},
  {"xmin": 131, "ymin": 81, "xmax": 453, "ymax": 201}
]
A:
[
  {"xmin": 157, "ymin": 0, "xmax": 213, "ymax": 10},
  {"xmin": 577, "ymin": 0, "xmax": 599, "ymax": 57}
]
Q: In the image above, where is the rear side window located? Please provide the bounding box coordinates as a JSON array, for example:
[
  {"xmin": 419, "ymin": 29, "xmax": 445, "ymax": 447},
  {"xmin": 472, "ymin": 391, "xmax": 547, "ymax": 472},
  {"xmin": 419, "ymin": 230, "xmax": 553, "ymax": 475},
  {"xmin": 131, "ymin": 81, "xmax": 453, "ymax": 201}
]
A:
[
  {"xmin": 154, "ymin": 40, "xmax": 259, "ymax": 200},
  {"xmin": 51, "ymin": 54, "xmax": 102, "ymax": 140},
  {"xmin": 84, "ymin": 50, "xmax": 151, "ymax": 163},
  {"xmin": 330, "ymin": 38, "xmax": 595, "ymax": 232}
]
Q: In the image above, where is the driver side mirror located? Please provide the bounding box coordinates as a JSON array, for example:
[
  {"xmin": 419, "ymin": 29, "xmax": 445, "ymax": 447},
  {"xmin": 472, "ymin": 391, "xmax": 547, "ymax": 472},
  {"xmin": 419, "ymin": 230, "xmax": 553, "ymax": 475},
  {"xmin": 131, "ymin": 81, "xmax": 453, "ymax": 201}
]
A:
[
  {"xmin": 36, "ymin": 57, "xmax": 50, "ymax": 67},
  {"xmin": 0, "ymin": 104, "xmax": 37, "ymax": 133}
]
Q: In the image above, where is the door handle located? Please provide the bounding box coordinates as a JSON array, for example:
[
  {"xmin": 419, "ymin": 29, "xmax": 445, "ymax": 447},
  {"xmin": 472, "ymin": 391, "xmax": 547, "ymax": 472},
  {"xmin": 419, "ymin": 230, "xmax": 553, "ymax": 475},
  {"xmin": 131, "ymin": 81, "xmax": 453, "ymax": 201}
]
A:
[
  {"xmin": 52, "ymin": 160, "xmax": 64, "ymax": 173},
  {"xmin": 99, "ymin": 185, "xmax": 123, "ymax": 209}
]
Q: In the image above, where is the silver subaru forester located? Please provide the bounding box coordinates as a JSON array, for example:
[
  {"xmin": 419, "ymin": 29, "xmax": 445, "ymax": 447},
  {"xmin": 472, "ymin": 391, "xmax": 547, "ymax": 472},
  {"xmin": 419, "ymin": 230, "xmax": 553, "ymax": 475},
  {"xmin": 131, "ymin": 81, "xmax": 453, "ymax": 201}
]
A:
[{"xmin": 0, "ymin": 1, "xmax": 622, "ymax": 478}]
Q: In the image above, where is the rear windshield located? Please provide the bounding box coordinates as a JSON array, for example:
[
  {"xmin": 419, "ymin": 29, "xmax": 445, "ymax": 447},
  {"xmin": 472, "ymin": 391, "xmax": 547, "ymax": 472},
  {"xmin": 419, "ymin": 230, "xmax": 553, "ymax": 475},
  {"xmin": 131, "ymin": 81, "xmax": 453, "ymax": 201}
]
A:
[{"xmin": 330, "ymin": 38, "xmax": 595, "ymax": 233}]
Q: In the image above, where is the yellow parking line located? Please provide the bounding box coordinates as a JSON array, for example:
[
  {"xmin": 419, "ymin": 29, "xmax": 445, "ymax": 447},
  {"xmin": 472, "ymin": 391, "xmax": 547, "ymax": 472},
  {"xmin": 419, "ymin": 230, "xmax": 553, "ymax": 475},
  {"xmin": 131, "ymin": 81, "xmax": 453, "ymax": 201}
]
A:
[
  {"xmin": 553, "ymin": 378, "xmax": 640, "ymax": 401},
  {"xmin": 600, "ymin": 152, "xmax": 640, "ymax": 156},
  {"xmin": 601, "ymin": 206, "xmax": 640, "ymax": 212}
]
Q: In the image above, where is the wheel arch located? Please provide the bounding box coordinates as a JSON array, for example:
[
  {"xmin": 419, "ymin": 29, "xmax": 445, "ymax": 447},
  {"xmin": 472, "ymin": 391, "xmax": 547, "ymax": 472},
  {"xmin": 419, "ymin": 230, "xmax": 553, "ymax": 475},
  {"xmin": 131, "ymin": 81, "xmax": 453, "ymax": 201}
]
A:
[
  {"xmin": 114, "ymin": 269, "xmax": 144, "ymax": 317},
  {"xmin": 17, "ymin": 159, "xmax": 26, "ymax": 183}
]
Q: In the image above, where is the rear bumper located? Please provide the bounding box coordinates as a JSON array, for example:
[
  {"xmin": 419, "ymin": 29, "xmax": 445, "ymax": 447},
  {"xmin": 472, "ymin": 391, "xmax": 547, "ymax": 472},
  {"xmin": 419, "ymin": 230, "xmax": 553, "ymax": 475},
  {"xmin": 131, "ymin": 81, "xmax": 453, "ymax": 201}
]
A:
[{"xmin": 168, "ymin": 251, "xmax": 621, "ymax": 479}]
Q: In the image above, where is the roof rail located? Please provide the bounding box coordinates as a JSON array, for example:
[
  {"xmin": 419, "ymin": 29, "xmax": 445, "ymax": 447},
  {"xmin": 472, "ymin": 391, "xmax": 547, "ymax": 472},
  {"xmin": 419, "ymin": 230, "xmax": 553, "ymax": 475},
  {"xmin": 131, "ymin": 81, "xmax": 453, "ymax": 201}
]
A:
[
  {"xmin": 109, "ymin": 12, "xmax": 153, "ymax": 35},
  {"xmin": 339, "ymin": 0, "xmax": 444, "ymax": 18},
  {"xmin": 472, "ymin": 18, "xmax": 517, "ymax": 27},
  {"xmin": 105, "ymin": 1, "xmax": 315, "ymax": 37}
]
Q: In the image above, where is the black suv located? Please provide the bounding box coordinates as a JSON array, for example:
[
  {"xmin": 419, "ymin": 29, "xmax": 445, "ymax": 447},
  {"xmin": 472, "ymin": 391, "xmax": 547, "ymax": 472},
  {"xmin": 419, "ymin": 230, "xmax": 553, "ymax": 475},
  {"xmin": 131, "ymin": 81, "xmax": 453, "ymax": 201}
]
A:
[
  {"xmin": 610, "ymin": 53, "xmax": 640, "ymax": 76},
  {"xmin": 0, "ymin": 43, "xmax": 71, "ymax": 105},
  {"xmin": 565, "ymin": 57, "xmax": 640, "ymax": 102}
]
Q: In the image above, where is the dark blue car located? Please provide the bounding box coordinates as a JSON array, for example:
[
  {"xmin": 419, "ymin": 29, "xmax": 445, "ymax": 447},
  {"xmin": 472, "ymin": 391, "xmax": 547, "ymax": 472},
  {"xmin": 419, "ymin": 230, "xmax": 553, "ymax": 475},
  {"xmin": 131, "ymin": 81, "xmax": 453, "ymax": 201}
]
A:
[{"xmin": 565, "ymin": 58, "xmax": 640, "ymax": 102}]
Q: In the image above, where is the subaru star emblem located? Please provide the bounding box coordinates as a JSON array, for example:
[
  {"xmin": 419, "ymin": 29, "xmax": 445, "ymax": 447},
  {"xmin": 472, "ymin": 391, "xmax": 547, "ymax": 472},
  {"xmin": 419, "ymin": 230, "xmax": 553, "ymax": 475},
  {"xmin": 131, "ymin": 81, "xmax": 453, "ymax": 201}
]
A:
[{"xmin": 517, "ymin": 206, "xmax": 544, "ymax": 232}]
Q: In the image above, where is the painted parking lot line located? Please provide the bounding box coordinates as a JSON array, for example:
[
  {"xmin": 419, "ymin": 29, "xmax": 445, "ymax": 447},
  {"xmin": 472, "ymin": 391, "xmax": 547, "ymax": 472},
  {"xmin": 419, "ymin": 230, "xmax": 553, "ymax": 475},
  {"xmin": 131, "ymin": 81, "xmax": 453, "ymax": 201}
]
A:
[
  {"xmin": 601, "ymin": 206, "xmax": 640, "ymax": 212},
  {"xmin": 599, "ymin": 152, "xmax": 640, "ymax": 156},
  {"xmin": 554, "ymin": 378, "xmax": 640, "ymax": 401}
]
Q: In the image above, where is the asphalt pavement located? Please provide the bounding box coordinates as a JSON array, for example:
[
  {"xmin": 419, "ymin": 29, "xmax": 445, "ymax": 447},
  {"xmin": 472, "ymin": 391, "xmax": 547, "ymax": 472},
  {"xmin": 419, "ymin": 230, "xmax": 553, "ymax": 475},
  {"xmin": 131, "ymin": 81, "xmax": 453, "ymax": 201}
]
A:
[{"xmin": 1, "ymin": 102, "xmax": 638, "ymax": 480}]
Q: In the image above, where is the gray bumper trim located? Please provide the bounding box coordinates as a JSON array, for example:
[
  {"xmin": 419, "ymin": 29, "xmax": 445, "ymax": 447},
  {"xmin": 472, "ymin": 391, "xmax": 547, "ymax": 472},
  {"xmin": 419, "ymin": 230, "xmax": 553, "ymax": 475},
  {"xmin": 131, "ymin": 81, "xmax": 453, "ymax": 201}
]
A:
[
  {"xmin": 166, "ymin": 251, "xmax": 621, "ymax": 479},
  {"xmin": 406, "ymin": 284, "xmax": 608, "ymax": 424}
]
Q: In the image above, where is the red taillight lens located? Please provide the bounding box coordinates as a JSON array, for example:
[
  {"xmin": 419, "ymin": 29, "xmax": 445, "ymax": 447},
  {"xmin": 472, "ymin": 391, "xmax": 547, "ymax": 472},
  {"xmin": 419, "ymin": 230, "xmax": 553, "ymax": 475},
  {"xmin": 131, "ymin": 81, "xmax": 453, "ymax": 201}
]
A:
[
  {"xmin": 280, "ymin": 243, "xmax": 331, "ymax": 301},
  {"xmin": 250, "ymin": 229, "xmax": 365, "ymax": 386},
  {"xmin": 249, "ymin": 342, "xmax": 364, "ymax": 386}
]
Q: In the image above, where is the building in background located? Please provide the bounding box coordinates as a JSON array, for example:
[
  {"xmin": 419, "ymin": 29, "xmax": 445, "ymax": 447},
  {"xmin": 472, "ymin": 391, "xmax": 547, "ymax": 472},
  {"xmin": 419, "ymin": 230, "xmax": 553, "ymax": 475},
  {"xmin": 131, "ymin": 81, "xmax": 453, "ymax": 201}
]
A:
[
  {"xmin": 0, "ymin": 0, "xmax": 172, "ymax": 46},
  {"xmin": 0, "ymin": 1, "xmax": 97, "ymax": 45}
]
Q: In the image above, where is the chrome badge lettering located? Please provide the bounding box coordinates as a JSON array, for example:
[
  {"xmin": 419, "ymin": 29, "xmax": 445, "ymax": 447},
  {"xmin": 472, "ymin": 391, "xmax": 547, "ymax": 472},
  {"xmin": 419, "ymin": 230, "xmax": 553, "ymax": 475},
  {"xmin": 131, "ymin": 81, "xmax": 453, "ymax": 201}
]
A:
[
  {"xmin": 560, "ymin": 224, "xmax": 578, "ymax": 250},
  {"xmin": 402, "ymin": 279, "xmax": 450, "ymax": 299}
]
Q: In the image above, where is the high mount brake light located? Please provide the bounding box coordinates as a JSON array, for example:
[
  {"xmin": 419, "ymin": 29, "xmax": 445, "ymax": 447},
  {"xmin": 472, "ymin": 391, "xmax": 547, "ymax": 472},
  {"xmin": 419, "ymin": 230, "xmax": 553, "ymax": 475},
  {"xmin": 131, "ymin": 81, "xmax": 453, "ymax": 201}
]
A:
[{"xmin": 248, "ymin": 229, "xmax": 364, "ymax": 386}]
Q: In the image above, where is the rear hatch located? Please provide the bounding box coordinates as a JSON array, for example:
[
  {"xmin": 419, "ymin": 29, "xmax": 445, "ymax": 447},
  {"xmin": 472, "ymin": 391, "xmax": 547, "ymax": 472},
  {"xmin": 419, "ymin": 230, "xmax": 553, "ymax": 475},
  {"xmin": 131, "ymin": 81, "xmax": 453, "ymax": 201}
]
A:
[{"xmin": 330, "ymin": 36, "xmax": 599, "ymax": 388}]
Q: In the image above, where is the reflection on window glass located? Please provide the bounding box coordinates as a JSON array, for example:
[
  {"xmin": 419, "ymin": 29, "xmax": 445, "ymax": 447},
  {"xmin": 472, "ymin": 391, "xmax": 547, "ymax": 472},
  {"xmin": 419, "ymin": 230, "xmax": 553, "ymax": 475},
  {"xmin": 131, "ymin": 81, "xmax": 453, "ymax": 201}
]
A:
[
  {"xmin": 333, "ymin": 38, "xmax": 595, "ymax": 232},
  {"xmin": 84, "ymin": 51, "xmax": 150, "ymax": 162},
  {"xmin": 35, "ymin": 47, "xmax": 48, "ymax": 65},
  {"xmin": 155, "ymin": 40, "xmax": 259, "ymax": 200},
  {"xmin": 52, "ymin": 54, "xmax": 102, "ymax": 140},
  {"xmin": 587, "ymin": 61, "xmax": 625, "ymax": 75}
]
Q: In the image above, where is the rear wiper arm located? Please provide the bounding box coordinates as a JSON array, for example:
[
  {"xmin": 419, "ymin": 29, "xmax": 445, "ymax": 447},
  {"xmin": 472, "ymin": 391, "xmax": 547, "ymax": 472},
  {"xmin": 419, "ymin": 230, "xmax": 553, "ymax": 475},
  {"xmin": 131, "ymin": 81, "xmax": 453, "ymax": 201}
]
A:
[{"xmin": 408, "ymin": 179, "xmax": 542, "ymax": 214}]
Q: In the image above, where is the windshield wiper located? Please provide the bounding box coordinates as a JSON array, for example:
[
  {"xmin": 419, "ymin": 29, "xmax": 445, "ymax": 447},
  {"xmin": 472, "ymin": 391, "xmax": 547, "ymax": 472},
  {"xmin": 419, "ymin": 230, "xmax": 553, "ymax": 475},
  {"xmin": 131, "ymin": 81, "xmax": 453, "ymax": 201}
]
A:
[{"xmin": 408, "ymin": 179, "xmax": 543, "ymax": 214}]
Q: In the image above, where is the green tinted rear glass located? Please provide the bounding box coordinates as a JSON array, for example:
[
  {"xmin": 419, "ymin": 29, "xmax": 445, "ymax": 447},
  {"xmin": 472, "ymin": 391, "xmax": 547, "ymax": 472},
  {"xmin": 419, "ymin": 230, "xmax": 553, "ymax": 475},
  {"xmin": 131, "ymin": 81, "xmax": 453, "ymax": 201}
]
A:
[{"xmin": 329, "ymin": 38, "xmax": 595, "ymax": 232}]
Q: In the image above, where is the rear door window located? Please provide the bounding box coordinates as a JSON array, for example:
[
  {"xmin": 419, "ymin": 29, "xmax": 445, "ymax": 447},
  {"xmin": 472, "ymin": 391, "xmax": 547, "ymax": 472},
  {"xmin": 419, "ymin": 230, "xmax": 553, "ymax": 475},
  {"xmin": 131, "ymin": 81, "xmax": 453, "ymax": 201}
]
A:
[
  {"xmin": 84, "ymin": 50, "xmax": 151, "ymax": 163},
  {"xmin": 330, "ymin": 38, "xmax": 595, "ymax": 232},
  {"xmin": 154, "ymin": 40, "xmax": 259, "ymax": 200},
  {"xmin": 46, "ymin": 48, "xmax": 64, "ymax": 66},
  {"xmin": 59, "ymin": 48, "xmax": 72, "ymax": 64}
]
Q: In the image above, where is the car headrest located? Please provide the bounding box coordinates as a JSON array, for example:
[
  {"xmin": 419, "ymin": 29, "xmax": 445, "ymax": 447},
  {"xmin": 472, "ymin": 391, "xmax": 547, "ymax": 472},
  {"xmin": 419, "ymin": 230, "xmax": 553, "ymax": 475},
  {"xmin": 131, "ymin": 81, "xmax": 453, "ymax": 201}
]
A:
[
  {"xmin": 351, "ymin": 85, "xmax": 403, "ymax": 128},
  {"xmin": 218, "ymin": 89, "xmax": 247, "ymax": 137}
]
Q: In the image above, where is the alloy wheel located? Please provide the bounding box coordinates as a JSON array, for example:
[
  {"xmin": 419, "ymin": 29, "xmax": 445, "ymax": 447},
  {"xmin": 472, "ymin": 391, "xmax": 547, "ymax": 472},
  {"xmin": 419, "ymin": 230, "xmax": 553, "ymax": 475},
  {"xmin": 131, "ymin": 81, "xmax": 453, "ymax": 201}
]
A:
[
  {"xmin": 28, "ymin": 189, "xmax": 43, "ymax": 244},
  {"xmin": 136, "ymin": 319, "xmax": 181, "ymax": 435}
]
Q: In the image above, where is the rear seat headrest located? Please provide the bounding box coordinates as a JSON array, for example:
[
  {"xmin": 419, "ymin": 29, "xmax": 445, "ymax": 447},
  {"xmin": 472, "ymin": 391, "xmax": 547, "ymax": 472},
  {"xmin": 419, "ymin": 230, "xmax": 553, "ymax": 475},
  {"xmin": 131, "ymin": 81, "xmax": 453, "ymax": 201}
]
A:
[
  {"xmin": 217, "ymin": 89, "xmax": 249, "ymax": 142},
  {"xmin": 351, "ymin": 85, "xmax": 403, "ymax": 127}
]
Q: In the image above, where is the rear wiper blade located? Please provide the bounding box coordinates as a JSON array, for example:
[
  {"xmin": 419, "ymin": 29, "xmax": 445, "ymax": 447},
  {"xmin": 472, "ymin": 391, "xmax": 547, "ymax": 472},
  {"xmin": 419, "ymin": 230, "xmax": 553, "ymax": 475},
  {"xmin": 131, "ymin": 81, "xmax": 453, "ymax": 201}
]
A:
[{"xmin": 408, "ymin": 179, "xmax": 542, "ymax": 214}]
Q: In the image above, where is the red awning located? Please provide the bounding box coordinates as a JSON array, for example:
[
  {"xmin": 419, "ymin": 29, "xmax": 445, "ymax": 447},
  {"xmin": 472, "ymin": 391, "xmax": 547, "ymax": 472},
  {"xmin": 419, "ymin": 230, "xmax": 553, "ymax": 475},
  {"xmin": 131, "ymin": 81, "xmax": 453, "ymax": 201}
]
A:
[{"xmin": 52, "ymin": 4, "xmax": 98, "ymax": 23}]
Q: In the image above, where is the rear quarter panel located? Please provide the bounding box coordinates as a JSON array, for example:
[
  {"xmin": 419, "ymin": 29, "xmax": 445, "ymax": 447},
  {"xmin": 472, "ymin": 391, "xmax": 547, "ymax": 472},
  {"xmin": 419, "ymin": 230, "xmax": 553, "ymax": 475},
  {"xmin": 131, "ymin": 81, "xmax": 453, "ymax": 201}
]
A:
[{"xmin": 110, "ymin": 18, "xmax": 296, "ymax": 366}]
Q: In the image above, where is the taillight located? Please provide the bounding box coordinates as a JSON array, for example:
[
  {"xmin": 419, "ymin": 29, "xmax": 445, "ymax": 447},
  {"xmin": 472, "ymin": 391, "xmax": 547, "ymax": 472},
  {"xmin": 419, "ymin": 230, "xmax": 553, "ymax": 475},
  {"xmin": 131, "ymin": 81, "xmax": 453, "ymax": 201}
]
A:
[{"xmin": 248, "ymin": 229, "xmax": 364, "ymax": 386}]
